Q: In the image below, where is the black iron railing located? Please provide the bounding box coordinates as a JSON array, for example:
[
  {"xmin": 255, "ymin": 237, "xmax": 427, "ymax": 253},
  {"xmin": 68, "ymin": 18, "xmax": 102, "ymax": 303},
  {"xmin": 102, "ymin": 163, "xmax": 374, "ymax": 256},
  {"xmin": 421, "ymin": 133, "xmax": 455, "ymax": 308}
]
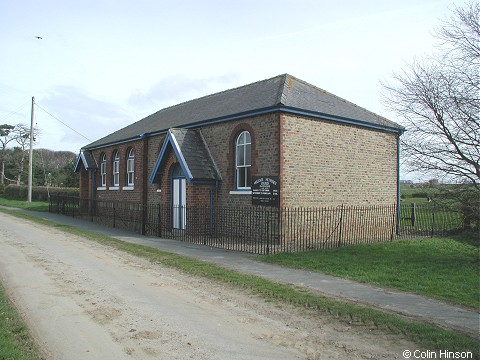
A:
[{"xmin": 49, "ymin": 196, "xmax": 466, "ymax": 254}]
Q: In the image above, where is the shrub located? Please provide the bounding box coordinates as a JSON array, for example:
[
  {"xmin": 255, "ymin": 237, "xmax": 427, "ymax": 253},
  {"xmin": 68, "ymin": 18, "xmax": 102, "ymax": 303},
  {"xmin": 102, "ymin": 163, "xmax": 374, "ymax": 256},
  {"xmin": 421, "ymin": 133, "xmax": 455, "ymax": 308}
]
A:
[{"xmin": 3, "ymin": 185, "xmax": 79, "ymax": 201}]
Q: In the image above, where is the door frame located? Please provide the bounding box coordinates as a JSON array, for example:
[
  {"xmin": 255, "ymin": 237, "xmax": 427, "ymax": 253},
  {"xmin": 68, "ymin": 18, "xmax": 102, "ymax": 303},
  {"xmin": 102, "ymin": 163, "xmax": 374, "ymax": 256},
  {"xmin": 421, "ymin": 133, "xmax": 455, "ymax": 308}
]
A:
[{"xmin": 171, "ymin": 170, "xmax": 187, "ymax": 230}]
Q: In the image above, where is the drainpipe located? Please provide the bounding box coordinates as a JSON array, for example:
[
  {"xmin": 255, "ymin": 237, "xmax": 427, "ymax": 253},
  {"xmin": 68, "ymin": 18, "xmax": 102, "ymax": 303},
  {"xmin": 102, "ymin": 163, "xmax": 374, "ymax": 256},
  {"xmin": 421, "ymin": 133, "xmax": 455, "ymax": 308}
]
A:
[
  {"xmin": 396, "ymin": 134, "xmax": 401, "ymax": 236},
  {"xmin": 90, "ymin": 169, "xmax": 96, "ymax": 220},
  {"xmin": 141, "ymin": 134, "xmax": 148, "ymax": 235}
]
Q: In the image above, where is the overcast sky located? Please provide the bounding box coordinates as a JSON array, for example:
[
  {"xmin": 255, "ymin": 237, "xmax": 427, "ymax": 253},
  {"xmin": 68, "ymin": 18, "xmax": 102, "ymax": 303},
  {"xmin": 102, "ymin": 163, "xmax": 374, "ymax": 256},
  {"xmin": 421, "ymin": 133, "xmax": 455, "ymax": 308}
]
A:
[{"xmin": 0, "ymin": 0, "xmax": 464, "ymax": 176}]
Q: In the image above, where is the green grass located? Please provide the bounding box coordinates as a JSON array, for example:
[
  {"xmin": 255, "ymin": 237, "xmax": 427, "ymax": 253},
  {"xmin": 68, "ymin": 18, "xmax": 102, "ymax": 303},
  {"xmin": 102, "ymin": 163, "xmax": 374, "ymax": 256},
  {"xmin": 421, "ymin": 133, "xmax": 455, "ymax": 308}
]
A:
[
  {"xmin": 400, "ymin": 184, "xmax": 437, "ymax": 205},
  {"xmin": 0, "ymin": 283, "xmax": 43, "ymax": 360},
  {"xmin": 0, "ymin": 197, "xmax": 49, "ymax": 212},
  {"xmin": 261, "ymin": 237, "xmax": 480, "ymax": 310},
  {"xmin": 0, "ymin": 207, "xmax": 478, "ymax": 358}
]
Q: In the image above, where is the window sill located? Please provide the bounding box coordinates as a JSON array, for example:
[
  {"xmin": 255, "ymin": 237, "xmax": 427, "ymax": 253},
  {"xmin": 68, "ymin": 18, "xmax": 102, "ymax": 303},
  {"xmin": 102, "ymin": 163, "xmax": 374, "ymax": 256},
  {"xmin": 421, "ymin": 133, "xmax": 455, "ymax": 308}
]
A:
[
  {"xmin": 97, "ymin": 187, "xmax": 107, "ymax": 191},
  {"xmin": 229, "ymin": 190, "xmax": 252, "ymax": 195},
  {"xmin": 109, "ymin": 186, "xmax": 120, "ymax": 191},
  {"xmin": 122, "ymin": 186, "xmax": 134, "ymax": 191}
]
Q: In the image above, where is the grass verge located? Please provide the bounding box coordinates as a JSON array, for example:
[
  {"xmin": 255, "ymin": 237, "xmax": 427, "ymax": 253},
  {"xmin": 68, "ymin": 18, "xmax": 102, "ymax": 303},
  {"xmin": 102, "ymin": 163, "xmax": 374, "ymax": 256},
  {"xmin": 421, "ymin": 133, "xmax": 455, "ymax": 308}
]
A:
[
  {"xmin": 260, "ymin": 237, "xmax": 480, "ymax": 310},
  {"xmin": 0, "ymin": 283, "xmax": 43, "ymax": 360},
  {"xmin": 0, "ymin": 207, "xmax": 478, "ymax": 359},
  {"xmin": 0, "ymin": 198, "xmax": 49, "ymax": 212}
]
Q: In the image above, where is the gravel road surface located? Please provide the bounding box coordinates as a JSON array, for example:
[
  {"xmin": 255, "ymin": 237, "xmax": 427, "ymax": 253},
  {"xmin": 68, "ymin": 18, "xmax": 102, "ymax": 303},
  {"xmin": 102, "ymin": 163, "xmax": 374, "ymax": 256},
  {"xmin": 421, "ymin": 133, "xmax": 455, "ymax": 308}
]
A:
[{"xmin": 0, "ymin": 212, "xmax": 415, "ymax": 359}]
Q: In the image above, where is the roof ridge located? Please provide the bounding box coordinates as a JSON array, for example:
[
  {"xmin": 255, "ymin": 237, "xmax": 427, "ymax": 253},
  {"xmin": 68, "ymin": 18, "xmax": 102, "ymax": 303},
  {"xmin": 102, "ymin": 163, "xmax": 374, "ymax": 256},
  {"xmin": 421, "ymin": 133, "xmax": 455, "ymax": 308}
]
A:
[
  {"xmin": 84, "ymin": 73, "xmax": 404, "ymax": 150},
  {"xmin": 144, "ymin": 74, "xmax": 287, "ymax": 120},
  {"xmin": 284, "ymin": 75, "xmax": 396, "ymax": 126},
  {"xmin": 276, "ymin": 73, "xmax": 289, "ymax": 105}
]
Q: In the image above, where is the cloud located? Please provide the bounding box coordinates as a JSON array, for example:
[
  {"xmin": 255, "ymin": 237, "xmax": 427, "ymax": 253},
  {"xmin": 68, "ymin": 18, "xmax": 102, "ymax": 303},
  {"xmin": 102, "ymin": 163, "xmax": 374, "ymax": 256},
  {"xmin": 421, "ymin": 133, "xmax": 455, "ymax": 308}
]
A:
[
  {"xmin": 128, "ymin": 72, "xmax": 241, "ymax": 111},
  {"xmin": 31, "ymin": 74, "xmax": 242, "ymax": 152},
  {"xmin": 36, "ymin": 85, "xmax": 132, "ymax": 151}
]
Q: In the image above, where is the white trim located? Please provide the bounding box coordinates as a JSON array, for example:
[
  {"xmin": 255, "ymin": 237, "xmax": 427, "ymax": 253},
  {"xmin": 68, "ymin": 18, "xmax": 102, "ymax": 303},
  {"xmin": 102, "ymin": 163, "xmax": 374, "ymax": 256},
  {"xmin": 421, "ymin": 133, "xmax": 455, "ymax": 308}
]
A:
[
  {"xmin": 229, "ymin": 190, "xmax": 252, "ymax": 195},
  {"xmin": 113, "ymin": 152, "xmax": 120, "ymax": 187},
  {"xmin": 169, "ymin": 129, "xmax": 193, "ymax": 180},
  {"xmin": 109, "ymin": 186, "xmax": 119, "ymax": 191},
  {"xmin": 122, "ymin": 186, "xmax": 134, "ymax": 191},
  {"xmin": 100, "ymin": 154, "xmax": 107, "ymax": 187},
  {"xmin": 97, "ymin": 186, "xmax": 107, "ymax": 191},
  {"xmin": 127, "ymin": 148, "xmax": 135, "ymax": 186},
  {"xmin": 235, "ymin": 131, "xmax": 252, "ymax": 189}
]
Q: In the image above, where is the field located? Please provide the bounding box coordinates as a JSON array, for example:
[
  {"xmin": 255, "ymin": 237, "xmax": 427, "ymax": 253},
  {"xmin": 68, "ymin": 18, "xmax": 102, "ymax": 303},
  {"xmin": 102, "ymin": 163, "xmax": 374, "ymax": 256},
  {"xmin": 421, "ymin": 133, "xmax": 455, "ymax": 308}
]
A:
[
  {"xmin": 400, "ymin": 184, "xmax": 439, "ymax": 205},
  {"xmin": 399, "ymin": 184, "xmax": 478, "ymax": 237}
]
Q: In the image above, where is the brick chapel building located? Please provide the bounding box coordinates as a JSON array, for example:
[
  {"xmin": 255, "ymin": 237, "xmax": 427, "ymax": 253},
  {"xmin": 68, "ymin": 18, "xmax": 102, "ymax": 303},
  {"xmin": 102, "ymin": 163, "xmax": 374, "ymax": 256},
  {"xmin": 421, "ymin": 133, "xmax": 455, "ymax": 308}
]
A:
[{"xmin": 75, "ymin": 74, "xmax": 404, "ymax": 231}]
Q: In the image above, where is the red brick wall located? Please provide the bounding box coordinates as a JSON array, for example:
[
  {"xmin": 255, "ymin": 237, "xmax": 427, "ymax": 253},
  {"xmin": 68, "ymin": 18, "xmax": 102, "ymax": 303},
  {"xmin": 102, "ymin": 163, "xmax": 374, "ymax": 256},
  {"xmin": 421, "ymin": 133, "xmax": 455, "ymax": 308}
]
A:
[
  {"xmin": 79, "ymin": 167, "xmax": 89, "ymax": 199},
  {"xmin": 88, "ymin": 139, "xmax": 146, "ymax": 203},
  {"xmin": 141, "ymin": 113, "xmax": 280, "ymax": 208},
  {"xmin": 200, "ymin": 113, "xmax": 280, "ymax": 207}
]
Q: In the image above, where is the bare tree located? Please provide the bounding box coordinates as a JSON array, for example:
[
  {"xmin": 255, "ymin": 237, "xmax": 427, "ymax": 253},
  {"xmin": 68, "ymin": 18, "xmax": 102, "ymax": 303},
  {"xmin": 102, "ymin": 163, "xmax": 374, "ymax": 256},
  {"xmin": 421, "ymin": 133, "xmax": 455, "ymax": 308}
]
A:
[
  {"xmin": 11, "ymin": 124, "xmax": 38, "ymax": 186},
  {"xmin": 0, "ymin": 124, "xmax": 15, "ymax": 185},
  {"xmin": 382, "ymin": 2, "xmax": 479, "ymax": 189}
]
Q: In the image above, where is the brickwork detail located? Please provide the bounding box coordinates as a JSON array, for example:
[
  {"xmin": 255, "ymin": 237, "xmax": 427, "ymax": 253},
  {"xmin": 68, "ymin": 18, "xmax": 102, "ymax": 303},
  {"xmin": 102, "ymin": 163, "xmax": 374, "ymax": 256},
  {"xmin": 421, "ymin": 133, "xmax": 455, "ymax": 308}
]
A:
[
  {"xmin": 89, "ymin": 139, "xmax": 146, "ymax": 203},
  {"xmin": 200, "ymin": 113, "xmax": 280, "ymax": 207},
  {"xmin": 279, "ymin": 114, "xmax": 398, "ymax": 208}
]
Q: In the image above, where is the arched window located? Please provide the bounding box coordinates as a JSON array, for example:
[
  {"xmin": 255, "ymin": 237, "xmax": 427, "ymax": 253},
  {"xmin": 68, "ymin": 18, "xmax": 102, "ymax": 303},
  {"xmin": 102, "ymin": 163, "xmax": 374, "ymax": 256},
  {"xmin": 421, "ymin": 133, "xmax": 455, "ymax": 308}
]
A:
[
  {"xmin": 112, "ymin": 151, "xmax": 120, "ymax": 186},
  {"xmin": 235, "ymin": 131, "xmax": 251, "ymax": 189},
  {"xmin": 126, "ymin": 148, "xmax": 134, "ymax": 186},
  {"xmin": 100, "ymin": 154, "xmax": 107, "ymax": 187}
]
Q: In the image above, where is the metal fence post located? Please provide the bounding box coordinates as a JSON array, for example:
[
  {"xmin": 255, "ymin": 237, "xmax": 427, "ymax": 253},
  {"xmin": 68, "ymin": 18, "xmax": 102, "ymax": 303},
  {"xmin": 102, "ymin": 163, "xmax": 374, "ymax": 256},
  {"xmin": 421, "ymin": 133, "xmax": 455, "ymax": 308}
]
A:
[
  {"xmin": 157, "ymin": 203, "xmax": 162, "ymax": 237},
  {"xmin": 391, "ymin": 204, "xmax": 396, "ymax": 241},
  {"xmin": 337, "ymin": 204, "xmax": 345, "ymax": 247},
  {"xmin": 431, "ymin": 203, "xmax": 436, "ymax": 237},
  {"xmin": 411, "ymin": 203, "xmax": 416, "ymax": 226},
  {"xmin": 266, "ymin": 207, "xmax": 270, "ymax": 255},
  {"xmin": 141, "ymin": 204, "xmax": 146, "ymax": 235}
]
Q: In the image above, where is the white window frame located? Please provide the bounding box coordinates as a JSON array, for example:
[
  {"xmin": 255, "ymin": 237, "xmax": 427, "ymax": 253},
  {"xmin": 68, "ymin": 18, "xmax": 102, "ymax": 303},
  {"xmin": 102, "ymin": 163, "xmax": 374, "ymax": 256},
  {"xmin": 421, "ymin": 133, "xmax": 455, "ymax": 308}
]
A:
[
  {"xmin": 99, "ymin": 154, "xmax": 107, "ymax": 188},
  {"xmin": 112, "ymin": 151, "xmax": 120, "ymax": 187},
  {"xmin": 126, "ymin": 148, "xmax": 134, "ymax": 186},
  {"xmin": 235, "ymin": 131, "xmax": 251, "ymax": 190}
]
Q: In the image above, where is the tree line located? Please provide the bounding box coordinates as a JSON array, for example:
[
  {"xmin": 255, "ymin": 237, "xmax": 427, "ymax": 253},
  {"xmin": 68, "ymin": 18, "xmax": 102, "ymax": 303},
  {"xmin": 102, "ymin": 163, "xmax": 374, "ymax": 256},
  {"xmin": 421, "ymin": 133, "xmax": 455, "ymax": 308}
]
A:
[{"xmin": 0, "ymin": 123, "xmax": 78, "ymax": 189}]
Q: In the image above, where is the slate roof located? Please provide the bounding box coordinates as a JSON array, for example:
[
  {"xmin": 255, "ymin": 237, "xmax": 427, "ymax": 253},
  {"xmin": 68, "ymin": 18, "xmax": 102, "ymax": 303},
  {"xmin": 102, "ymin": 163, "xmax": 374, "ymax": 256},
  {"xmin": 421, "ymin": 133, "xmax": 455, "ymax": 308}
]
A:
[
  {"xmin": 84, "ymin": 74, "xmax": 403, "ymax": 150},
  {"xmin": 150, "ymin": 128, "xmax": 221, "ymax": 183},
  {"xmin": 74, "ymin": 150, "xmax": 98, "ymax": 172}
]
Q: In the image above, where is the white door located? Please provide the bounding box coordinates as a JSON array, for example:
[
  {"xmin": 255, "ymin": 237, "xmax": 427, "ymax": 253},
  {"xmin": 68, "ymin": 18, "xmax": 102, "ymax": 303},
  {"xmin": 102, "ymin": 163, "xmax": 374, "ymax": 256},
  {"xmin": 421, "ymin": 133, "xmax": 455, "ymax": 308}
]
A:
[{"xmin": 172, "ymin": 177, "xmax": 186, "ymax": 229}]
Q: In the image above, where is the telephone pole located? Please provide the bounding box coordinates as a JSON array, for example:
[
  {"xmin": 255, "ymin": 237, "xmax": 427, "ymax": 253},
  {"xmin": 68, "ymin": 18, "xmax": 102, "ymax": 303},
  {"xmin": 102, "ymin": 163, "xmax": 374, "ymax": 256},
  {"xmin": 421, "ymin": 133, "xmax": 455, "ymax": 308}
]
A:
[{"xmin": 27, "ymin": 96, "xmax": 34, "ymax": 203}]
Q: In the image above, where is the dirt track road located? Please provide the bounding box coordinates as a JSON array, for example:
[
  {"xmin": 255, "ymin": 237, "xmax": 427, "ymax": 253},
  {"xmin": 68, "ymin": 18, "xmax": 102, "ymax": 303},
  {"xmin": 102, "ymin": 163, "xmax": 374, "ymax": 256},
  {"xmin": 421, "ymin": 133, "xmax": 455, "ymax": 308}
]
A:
[{"xmin": 0, "ymin": 212, "xmax": 414, "ymax": 359}]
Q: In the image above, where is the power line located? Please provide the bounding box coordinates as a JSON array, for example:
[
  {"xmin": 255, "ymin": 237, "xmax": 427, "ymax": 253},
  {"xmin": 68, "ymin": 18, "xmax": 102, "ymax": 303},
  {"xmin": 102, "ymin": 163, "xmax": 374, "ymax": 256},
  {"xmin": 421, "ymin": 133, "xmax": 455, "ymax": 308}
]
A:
[
  {"xmin": 34, "ymin": 103, "xmax": 92, "ymax": 142},
  {"xmin": 0, "ymin": 101, "xmax": 30, "ymax": 124}
]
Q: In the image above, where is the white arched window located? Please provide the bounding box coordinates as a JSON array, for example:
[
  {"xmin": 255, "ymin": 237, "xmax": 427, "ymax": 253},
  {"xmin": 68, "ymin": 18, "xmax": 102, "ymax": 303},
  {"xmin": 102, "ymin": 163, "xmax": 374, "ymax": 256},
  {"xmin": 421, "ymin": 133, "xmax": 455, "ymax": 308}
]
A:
[
  {"xmin": 235, "ymin": 131, "xmax": 251, "ymax": 189},
  {"xmin": 100, "ymin": 154, "xmax": 106, "ymax": 187},
  {"xmin": 112, "ymin": 151, "xmax": 120, "ymax": 186},
  {"xmin": 126, "ymin": 148, "xmax": 134, "ymax": 186}
]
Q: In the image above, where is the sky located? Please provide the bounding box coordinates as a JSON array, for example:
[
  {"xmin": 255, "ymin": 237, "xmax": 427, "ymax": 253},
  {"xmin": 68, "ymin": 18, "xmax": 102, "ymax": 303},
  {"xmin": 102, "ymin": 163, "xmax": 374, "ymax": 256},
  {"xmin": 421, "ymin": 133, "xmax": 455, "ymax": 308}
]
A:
[{"xmin": 0, "ymin": 0, "xmax": 467, "ymax": 180}]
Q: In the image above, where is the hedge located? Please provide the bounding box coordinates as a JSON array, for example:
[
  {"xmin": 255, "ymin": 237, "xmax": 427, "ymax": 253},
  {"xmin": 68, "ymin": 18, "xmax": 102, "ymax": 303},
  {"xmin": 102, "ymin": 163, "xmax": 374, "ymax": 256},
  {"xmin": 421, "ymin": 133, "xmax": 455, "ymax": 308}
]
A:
[{"xmin": 2, "ymin": 185, "xmax": 79, "ymax": 201}]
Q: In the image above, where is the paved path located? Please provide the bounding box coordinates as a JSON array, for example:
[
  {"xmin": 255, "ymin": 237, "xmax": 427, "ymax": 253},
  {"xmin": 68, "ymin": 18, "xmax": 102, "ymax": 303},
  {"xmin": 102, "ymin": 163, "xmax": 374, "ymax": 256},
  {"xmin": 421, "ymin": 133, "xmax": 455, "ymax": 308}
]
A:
[{"xmin": 11, "ymin": 209, "xmax": 480, "ymax": 338}]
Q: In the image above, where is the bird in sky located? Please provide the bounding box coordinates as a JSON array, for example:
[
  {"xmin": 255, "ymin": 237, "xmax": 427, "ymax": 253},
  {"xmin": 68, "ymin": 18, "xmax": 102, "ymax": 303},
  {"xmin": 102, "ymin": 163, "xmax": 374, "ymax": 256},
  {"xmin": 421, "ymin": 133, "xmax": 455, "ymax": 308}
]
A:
[{"xmin": 35, "ymin": 36, "xmax": 42, "ymax": 40}]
